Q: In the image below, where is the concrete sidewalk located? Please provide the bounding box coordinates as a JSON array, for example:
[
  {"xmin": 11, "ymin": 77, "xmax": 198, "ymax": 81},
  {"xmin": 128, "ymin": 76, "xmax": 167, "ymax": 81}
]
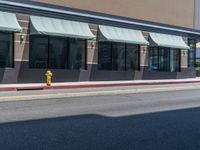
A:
[{"xmin": 0, "ymin": 78, "xmax": 200, "ymax": 91}]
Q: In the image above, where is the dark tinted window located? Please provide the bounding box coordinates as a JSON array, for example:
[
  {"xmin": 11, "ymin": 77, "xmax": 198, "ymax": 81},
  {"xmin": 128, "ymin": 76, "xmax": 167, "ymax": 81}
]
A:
[
  {"xmin": 149, "ymin": 47, "xmax": 180, "ymax": 72},
  {"xmin": 30, "ymin": 36, "xmax": 48, "ymax": 68},
  {"xmin": 0, "ymin": 33, "xmax": 13, "ymax": 68},
  {"xmin": 126, "ymin": 44, "xmax": 139, "ymax": 70},
  {"xmin": 68, "ymin": 39, "xmax": 86, "ymax": 70},
  {"xmin": 98, "ymin": 42, "xmax": 112, "ymax": 70},
  {"xmin": 112, "ymin": 43, "xmax": 125, "ymax": 71},
  {"xmin": 171, "ymin": 49, "xmax": 180, "ymax": 72},
  {"xmin": 188, "ymin": 39, "xmax": 196, "ymax": 67},
  {"xmin": 159, "ymin": 47, "xmax": 170, "ymax": 71},
  {"xmin": 30, "ymin": 36, "xmax": 86, "ymax": 70},
  {"xmin": 149, "ymin": 47, "xmax": 159, "ymax": 71},
  {"xmin": 98, "ymin": 42, "xmax": 139, "ymax": 71},
  {"xmin": 49, "ymin": 37, "xmax": 67, "ymax": 69}
]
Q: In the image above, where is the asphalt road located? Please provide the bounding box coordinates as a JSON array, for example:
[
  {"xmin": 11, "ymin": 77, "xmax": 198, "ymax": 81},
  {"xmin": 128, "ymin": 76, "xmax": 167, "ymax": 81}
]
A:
[{"xmin": 0, "ymin": 84, "xmax": 200, "ymax": 149}]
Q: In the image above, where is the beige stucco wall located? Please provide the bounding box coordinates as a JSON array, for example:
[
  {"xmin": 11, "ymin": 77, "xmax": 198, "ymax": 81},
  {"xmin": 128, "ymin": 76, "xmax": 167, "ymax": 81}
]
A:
[{"xmin": 32, "ymin": 0, "xmax": 195, "ymax": 29}]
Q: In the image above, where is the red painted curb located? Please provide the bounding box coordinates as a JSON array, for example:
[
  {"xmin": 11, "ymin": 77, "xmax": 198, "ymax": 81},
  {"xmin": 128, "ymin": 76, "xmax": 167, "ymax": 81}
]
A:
[
  {"xmin": 42, "ymin": 80, "xmax": 200, "ymax": 90},
  {"xmin": 0, "ymin": 87, "xmax": 16, "ymax": 91},
  {"xmin": 0, "ymin": 80, "xmax": 198, "ymax": 91}
]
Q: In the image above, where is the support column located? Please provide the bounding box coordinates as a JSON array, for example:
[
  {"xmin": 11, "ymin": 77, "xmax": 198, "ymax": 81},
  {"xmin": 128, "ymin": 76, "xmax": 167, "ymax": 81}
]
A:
[
  {"xmin": 140, "ymin": 46, "xmax": 148, "ymax": 70},
  {"xmin": 84, "ymin": 24, "xmax": 98, "ymax": 81},
  {"xmin": 180, "ymin": 49, "xmax": 188, "ymax": 70}
]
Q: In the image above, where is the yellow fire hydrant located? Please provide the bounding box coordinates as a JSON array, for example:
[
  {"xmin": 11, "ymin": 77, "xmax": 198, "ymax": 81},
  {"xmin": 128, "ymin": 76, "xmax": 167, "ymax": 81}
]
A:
[{"xmin": 45, "ymin": 70, "xmax": 53, "ymax": 86}]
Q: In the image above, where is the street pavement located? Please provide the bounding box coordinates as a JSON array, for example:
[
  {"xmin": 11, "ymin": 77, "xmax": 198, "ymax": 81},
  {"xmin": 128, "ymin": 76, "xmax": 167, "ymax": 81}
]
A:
[{"xmin": 0, "ymin": 83, "xmax": 200, "ymax": 149}]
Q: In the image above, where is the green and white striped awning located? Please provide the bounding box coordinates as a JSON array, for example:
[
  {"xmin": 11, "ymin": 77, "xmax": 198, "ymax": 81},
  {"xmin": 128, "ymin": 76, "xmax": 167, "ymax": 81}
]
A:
[
  {"xmin": 30, "ymin": 15, "xmax": 95, "ymax": 39},
  {"xmin": 98, "ymin": 25, "xmax": 149, "ymax": 45},
  {"xmin": 0, "ymin": 11, "xmax": 22, "ymax": 32},
  {"xmin": 149, "ymin": 32, "xmax": 190, "ymax": 49}
]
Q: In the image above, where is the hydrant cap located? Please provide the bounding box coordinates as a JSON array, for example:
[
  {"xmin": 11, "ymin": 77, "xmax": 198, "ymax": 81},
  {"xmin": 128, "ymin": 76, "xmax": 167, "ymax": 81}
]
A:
[{"xmin": 46, "ymin": 70, "xmax": 53, "ymax": 76}]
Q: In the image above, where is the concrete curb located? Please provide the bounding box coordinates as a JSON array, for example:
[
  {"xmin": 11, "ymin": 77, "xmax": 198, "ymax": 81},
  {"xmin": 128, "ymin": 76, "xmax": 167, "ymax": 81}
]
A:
[{"xmin": 0, "ymin": 80, "xmax": 200, "ymax": 91}]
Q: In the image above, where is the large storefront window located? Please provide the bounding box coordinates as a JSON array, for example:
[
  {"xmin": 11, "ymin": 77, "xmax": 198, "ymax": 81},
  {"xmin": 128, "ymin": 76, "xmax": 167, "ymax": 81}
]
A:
[
  {"xmin": 0, "ymin": 32, "xmax": 13, "ymax": 68},
  {"xmin": 149, "ymin": 47, "xmax": 180, "ymax": 72},
  {"xmin": 30, "ymin": 36, "xmax": 86, "ymax": 70},
  {"xmin": 188, "ymin": 39, "xmax": 196, "ymax": 67},
  {"xmin": 98, "ymin": 42, "xmax": 139, "ymax": 71}
]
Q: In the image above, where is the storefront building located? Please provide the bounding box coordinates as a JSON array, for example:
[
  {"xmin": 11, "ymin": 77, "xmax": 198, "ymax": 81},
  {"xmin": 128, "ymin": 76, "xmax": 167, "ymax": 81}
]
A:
[{"xmin": 0, "ymin": 0, "xmax": 199, "ymax": 83}]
